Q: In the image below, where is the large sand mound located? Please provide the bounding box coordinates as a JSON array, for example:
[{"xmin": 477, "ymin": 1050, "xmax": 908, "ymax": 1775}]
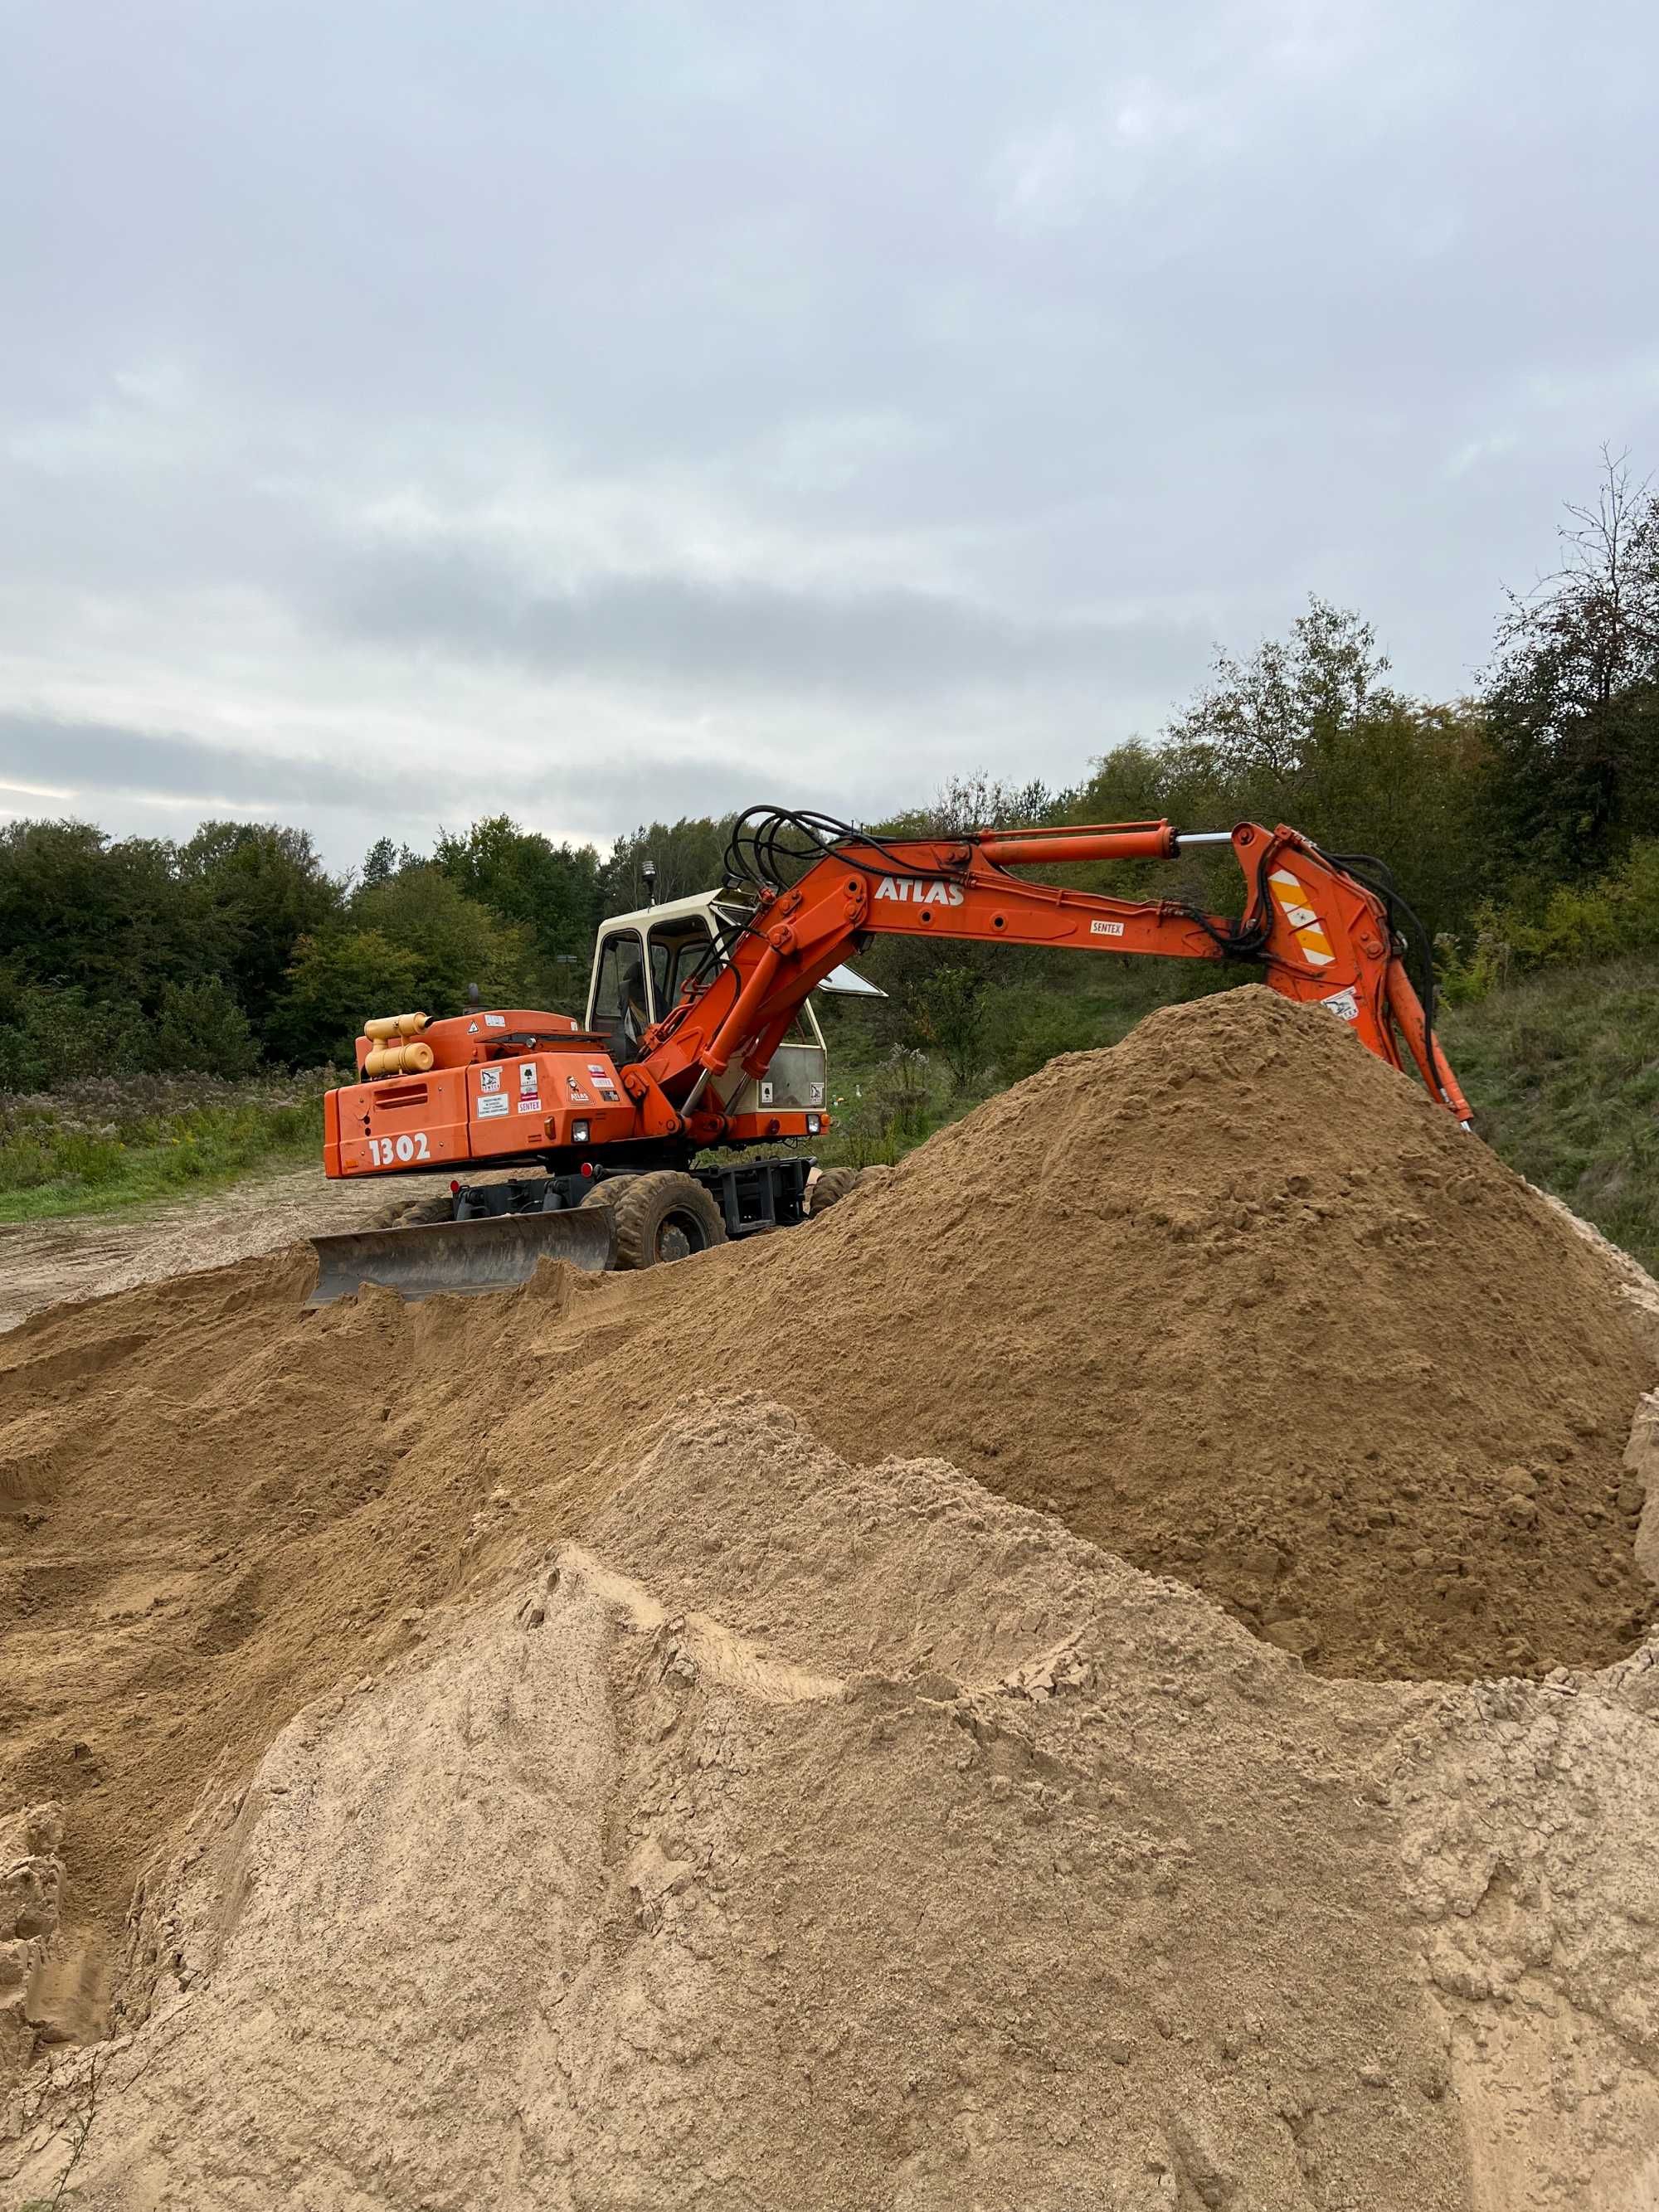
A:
[
  {"xmin": 706, "ymin": 986, "xmax": 1657, "ymax": 1678},
  {"xmin": 8, "ymin": 1398, "xmax": 1659, "ymax": 2210},
  {"xmin": 1, "ymin": 988, "xmax": 1654, "ymax": 2069}
]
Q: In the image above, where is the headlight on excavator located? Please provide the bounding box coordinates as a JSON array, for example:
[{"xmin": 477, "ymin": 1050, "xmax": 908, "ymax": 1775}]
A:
[
  {"xmin": 807, "ymin": 1114, "xmax": 821, "ymax": 1134},
  {"xmin": 572, "ymin": 1119, "xmax": 590, "ymax": 1144}
]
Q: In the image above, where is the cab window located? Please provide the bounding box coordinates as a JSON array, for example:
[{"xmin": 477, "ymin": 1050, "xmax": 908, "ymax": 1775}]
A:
[
  {"xmin": 591, "ymin": 931, "xmax": 649, "ymax": 1058},
  {"xmin": 646, "ymin": 917, "xmax": 718, "ymax": 1018}
]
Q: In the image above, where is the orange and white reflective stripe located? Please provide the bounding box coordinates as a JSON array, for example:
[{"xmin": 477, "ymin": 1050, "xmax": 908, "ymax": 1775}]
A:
[{"xmin": 1268, "ymin": 868, "xmax": 1335, "ymax": 968}]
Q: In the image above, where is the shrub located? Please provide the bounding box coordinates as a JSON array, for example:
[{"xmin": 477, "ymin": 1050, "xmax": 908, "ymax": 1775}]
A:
[
  {"xmin": 1458, "ymin": 838, "xmax": 1659, "ymax": 984},
  {"xmin": 903, "ymin": 966, "xmax": 990, "ymax": 1091},
  {"xmin": 987, "ymin": 996, "xmax": 1102, "ymax": 1083},
  {"xmin": 1435, "ymin": 930, "xmax": 1513, "ymax": 1005},
  {"xmin": 0, "ymin": 987, "xmax": 148, "ymax": 1088},
  {"xmin": 145, "ymin": 978, "xmax": 260, "ymax": 1078}
]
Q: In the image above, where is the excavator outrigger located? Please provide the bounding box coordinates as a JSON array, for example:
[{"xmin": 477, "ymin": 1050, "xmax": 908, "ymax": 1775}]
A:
[{"xmin": 311, "ymin": 805, "xmax": 1471, "ymax": 1302}]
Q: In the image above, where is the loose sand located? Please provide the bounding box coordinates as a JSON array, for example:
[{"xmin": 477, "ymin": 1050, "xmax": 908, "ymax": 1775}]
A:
[
  {"xmin": 3, "ymin": 988, "xmax": 1659, "ymax": 2204},
  {"xmin": 0, "ymin": 1161, "xmax": 445, "ymax": 1333},
  {"xmin": 8, "ymin": 1396, "xmax": 1659, "ymax": 2208}
]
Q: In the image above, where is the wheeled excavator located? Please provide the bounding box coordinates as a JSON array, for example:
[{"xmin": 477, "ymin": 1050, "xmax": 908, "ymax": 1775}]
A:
[{"xmin": 309, "ymin": 805, "xmax": 1472, "ymax": 1302}]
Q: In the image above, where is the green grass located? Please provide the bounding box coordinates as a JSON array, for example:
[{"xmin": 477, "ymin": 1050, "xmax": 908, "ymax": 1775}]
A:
[
  {"xmin": 0, "ymin": 1075, "xmax": 326, "ymax": 1223},
  {"xmin": 1439, "ymin": 957, "xmax": 1659, "ymax": 1275}
]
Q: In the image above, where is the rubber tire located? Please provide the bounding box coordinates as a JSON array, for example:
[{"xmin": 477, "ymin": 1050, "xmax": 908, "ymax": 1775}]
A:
[
  {"xmin": 807, "ymin": 1166, "xmax": 864, "ymax": 1218},
  {"xmin": 591, "ymin": 1171, "xmax": 727, "ymax": 1270}
]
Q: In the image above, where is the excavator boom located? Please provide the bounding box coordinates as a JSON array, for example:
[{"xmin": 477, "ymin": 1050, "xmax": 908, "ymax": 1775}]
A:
[{"xmin": 642, "ymin": 812, "xmax": 1470, "ymax": 1132}]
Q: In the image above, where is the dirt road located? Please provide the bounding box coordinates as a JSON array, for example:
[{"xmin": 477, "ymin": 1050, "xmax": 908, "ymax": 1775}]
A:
[{"xmin": 0, "ymin": 1165, "xmax": 442, "ymax": 1331}]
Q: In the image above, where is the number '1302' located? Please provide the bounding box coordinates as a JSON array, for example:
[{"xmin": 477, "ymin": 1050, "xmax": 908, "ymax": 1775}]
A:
[{"xmin": 367, "ymin": 1134, "xmax": 430, "ymax": 1165}]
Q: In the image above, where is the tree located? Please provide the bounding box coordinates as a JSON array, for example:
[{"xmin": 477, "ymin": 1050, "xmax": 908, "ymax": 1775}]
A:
[
  {"xmin": 349, "ymin": 866, "xmax": 546, "ymax": 1014},
  {"xmin": 0, "ymin": 820, "xmax": 202, "ymax": 1000},
  {"xmin": 271, "ymin": 930, "xmax": 422, "ymax": 1067},
  {"xmin": 359, "ymin": 835, "xmax": 420, "ymax": 889},
  {"xmin": 878, "ymin": 772, "xmax": 1060, "ymax": 838},
  {"xmin": 434, "ymin": 815, "xmax": 600, "ymax": 961},
  {"xmin": 903, "ymin": 964, "xmax": 990, "ymax": 1091},
  {"xmin": 1483, "ymin": 450, "xmax": 1659, "ymax": 879},
  {"xmin": 270, "ymin": 868, "xmax": 552, "ymax": 1065},
  {"xmin": 176, "ymin": 822, "xmax": 341, "ymax": 1031},
  {"xmin": 599, "ymin": 817, "xmax": 731, "ymax": 914},
  {"xmin": 1163, "ymin": 598, "xmax": 1402, "ymax": 795},
  {"xmin": 1140, "ymin": 599, "xmax": 1487, "ymax": 939},
  {"xmin": 146, "ymin": 978, "xmax": 260, "ymax": 1078}
]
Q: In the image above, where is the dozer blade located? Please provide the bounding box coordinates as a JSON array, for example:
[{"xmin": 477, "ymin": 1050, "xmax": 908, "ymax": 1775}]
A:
[{"xmin": 306, "ymin": 1208, "xmax": 615, "ymax": 1307}]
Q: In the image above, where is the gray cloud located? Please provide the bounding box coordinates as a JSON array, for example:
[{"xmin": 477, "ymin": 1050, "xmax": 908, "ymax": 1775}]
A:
[
  {"xmin": 320, "ymin": 546, "xmax": 1207, "ymax": 702},
  {"xmin": 1, "ymin": 1, "xmax": 1656, "ymax": 863},
  {"xmin": 0, "ymin": 715, "xmax": 385, "ymax": 815},
  {"xmin": 0, "ymin": 711, "xmax": 822, "ymax": 858}
]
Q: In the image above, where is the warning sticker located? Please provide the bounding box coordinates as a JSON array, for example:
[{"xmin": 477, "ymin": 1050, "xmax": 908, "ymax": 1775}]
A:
[
  {"xmin": 479, "ymin": 1067, "xmax": 501, "ymax": 1094},
  {"xmin": 1268, "ymin": 868, "xmax": 1336, "ymax": 968},
  {"xmin": 596, "ymin": 1086, "xmax": 620, "ymax": 1103},
  {"xmin": 586, "ymin": 1062, "xmax": 609, "ymax": 1077},
  {"xmin": 518, "ymin": 1062, "xmax": 538, "ymax": 1093},
  {"xmin": 484, "ymin": 1014, "xmax": 507, "ymax": 1028},
  {"xmin": 478, "ymin": 1095, "xmax": 508, "ymax": 1119},
  {"xmin": 1320, "ymin": 987, "xmax": 1361, "ymax": 1023}
]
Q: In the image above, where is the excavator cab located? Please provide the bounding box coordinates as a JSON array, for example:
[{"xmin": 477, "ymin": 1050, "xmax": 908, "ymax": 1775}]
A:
[{"xmin": 588, "ymin": 893, "xmax": 836, "ymax": 1113}]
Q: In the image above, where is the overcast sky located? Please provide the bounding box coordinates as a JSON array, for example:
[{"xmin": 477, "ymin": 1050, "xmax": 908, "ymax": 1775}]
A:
[{"xmin": 3, "ymin": 2, "xmax": 1657, "ymax": 869}]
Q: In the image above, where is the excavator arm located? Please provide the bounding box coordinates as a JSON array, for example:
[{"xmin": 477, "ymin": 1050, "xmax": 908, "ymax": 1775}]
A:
[{"xmin": 635, "ymin": 813, "xmax": 1472, "ymax": 1134}]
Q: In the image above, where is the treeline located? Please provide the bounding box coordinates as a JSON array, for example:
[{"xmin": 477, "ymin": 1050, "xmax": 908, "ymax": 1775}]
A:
[
  {"xmin": 0, "ymin": 814, "xmax": 652, "ymax": 1087},
  {"xmin": 2, "ymin": 453, "xmax": 1657, "ymax": 1090}
]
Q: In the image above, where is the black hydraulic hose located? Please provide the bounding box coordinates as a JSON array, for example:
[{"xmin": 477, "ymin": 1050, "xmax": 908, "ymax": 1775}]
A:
[
  {"xmin": 1177, "ymin": 840, "xmax": 1274, "ymax": 963},
  {"xmin": 1324, "ymin": 848, "xmax": 1444, "ymax": 1096},
  {"xmin": 722, "ymin": 805, "xmax": 975, "ymax": 894}
]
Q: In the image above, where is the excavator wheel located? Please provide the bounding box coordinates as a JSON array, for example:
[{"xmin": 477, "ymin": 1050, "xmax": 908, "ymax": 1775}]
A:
[
  {"xmin": 807, "ymin": 1166, "xmax": 864, "ymax": 1218},
  {"xmin": 577, "ymin": 1175, "xmax": 643, "ymax": 1227},
  {"xmin": 585, "ymin": 1170, "xmax": 727, "ymax": 1270}
]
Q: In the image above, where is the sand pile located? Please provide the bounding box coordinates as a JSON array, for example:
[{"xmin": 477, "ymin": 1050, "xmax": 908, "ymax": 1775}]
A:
[
  {"xmin": 1, "ymin": 988, "xmax": 1655, "ymax": 2064},
  {"xmin": 766, "ymin": 989, "xmax": 1657, "ymax": 1670},
  {"xmin": 9, "ymin": 1397, "xmax": 1659, "ymax": 2210}
]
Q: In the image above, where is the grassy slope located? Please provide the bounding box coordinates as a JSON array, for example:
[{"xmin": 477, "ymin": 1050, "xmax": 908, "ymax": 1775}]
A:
[
  {"xmin": 0, "ymin": 1078, "xmax": 324, "ymax": 1223},
  {"xmin": 1438, "ymin": 957, "xmax": 1659, "ymax": 1275}
]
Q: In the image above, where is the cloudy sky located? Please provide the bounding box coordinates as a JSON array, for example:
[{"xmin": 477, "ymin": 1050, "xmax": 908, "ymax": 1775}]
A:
[{"xmin": 3, "ymin": 2, "xmax": 1657, "ymax": 868}]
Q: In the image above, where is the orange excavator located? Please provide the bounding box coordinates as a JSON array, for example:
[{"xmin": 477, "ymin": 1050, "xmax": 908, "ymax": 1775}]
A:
[{"xmin": 310, "ymin": 805, "xmax": 1471, "ymax": 1302}]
